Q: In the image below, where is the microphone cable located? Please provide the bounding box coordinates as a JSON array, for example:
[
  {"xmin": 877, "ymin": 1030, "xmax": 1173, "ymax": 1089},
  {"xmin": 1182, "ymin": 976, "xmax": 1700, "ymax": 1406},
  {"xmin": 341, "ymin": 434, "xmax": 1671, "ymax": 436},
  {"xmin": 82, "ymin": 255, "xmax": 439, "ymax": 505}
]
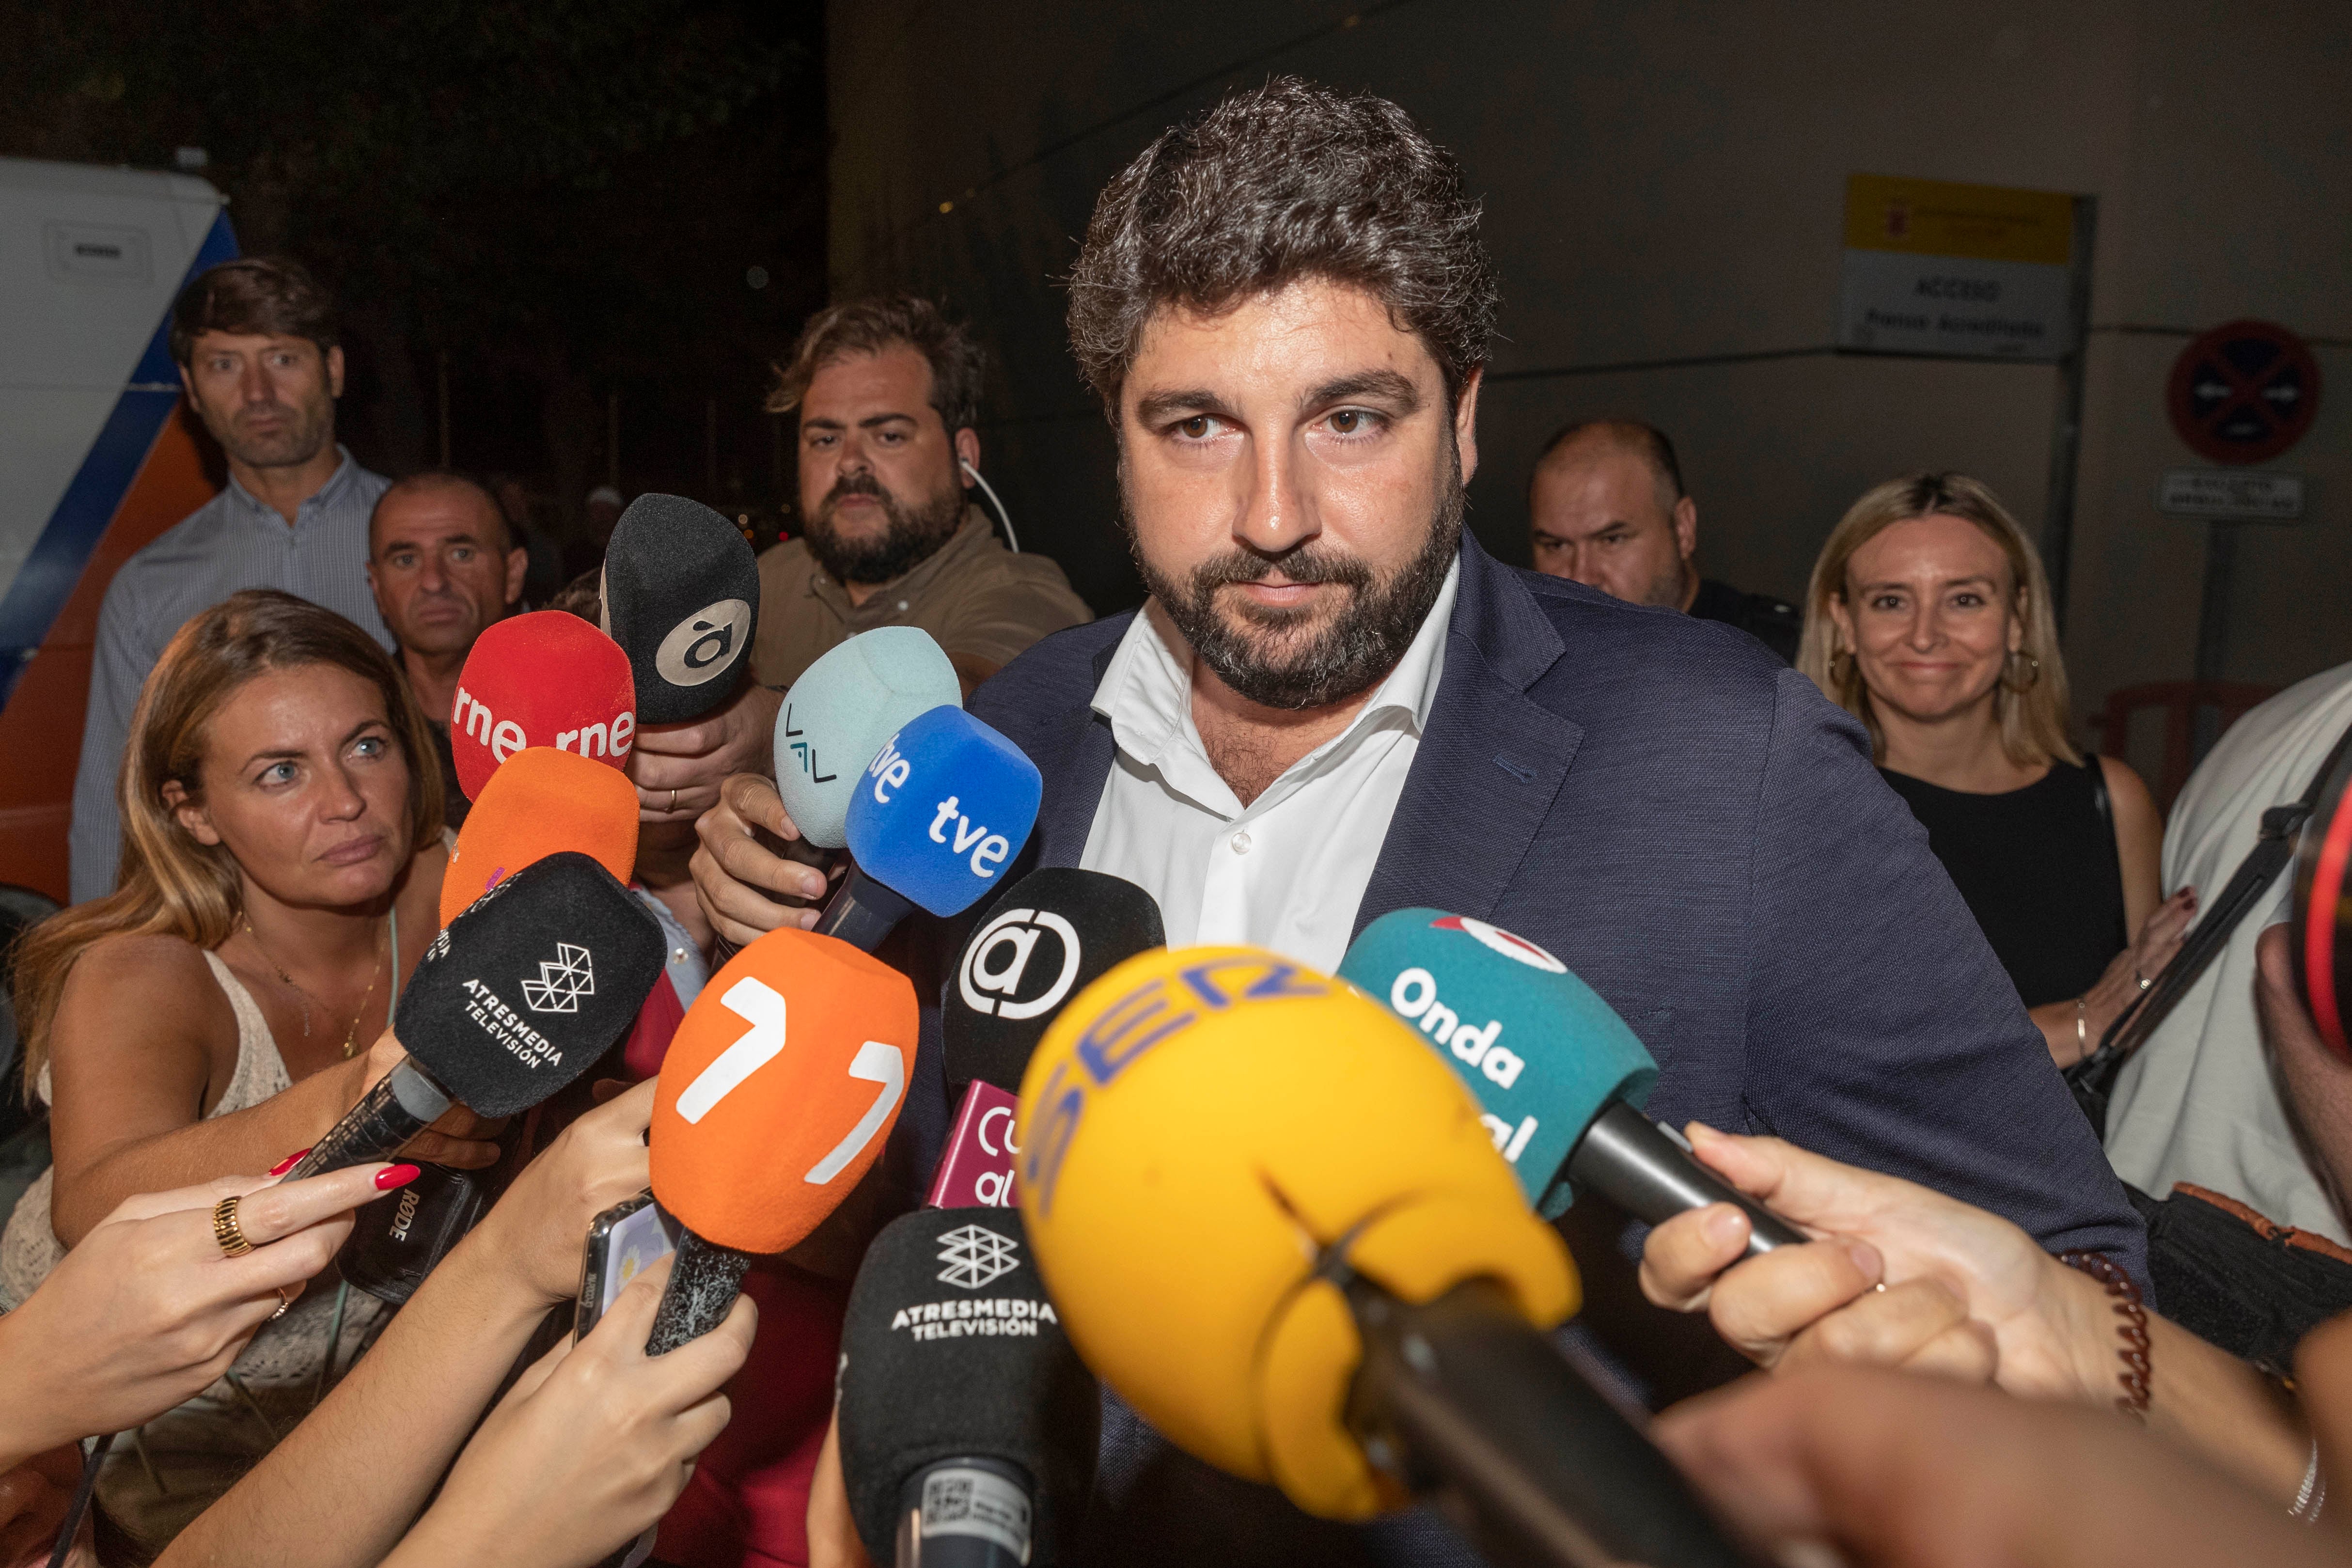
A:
[{"xmin": 959, "ymin": 459, "xmax": 1020, "ymax": 552}]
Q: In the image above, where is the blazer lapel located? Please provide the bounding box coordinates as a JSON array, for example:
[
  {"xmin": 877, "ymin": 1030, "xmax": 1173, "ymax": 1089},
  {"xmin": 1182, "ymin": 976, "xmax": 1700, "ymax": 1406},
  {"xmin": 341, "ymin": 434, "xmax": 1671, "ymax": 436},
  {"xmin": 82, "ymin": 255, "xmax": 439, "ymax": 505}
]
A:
[
  {"xmin": 1024, "ymin": 634, "xmax": 1122, "ymax": 870},
  {"xmin": 1354, "ymin": 538, "xmax": 1583, "ymax": 941}
]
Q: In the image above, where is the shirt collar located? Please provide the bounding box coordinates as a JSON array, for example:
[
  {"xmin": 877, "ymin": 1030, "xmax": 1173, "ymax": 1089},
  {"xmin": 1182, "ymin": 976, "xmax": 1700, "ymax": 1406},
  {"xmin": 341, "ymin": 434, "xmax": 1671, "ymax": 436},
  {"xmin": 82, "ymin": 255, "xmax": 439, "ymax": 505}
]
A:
[
  {"xmin": 1092, "ymin": 556, "xmax": 1459, "ymax": 778},
  {"xmin": 223, "ymin": 445, "xmax": 360, "ymax": 525}
]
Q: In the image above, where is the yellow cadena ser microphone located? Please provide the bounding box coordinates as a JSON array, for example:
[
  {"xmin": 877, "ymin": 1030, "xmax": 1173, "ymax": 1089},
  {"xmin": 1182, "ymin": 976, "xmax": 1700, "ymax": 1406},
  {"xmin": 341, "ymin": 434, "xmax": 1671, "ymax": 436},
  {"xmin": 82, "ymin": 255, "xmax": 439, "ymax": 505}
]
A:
[{"xmin": 1014, "ymin": 945, "xmax": 1576, "ymax": 1520}]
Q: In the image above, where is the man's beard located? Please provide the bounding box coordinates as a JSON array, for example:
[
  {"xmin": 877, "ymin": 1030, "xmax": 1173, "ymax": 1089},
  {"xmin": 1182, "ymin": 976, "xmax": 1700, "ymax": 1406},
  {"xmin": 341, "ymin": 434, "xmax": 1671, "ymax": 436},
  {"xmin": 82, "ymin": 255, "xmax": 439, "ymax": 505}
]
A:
[
  {"xmin": 1128, "ymin": 448, "xmax": 1465, "ymax": 711},
  {"xmin": 804, "ymin": 471, "xmax": 965, "ymax": 585}
]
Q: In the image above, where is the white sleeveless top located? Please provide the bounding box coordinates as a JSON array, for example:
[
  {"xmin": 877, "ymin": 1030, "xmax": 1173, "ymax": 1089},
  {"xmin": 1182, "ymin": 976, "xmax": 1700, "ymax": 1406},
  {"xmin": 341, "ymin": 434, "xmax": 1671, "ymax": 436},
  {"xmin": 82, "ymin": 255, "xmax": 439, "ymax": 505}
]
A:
[{"xmin": 0, "ymin": 951, "xmax": 387, "ymax": 1380}]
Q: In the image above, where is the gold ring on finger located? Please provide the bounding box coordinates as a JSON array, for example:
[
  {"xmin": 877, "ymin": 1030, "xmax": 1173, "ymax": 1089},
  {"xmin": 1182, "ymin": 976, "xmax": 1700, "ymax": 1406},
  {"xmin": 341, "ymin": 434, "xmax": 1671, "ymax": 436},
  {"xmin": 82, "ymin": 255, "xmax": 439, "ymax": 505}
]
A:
[{"xmin": 212, "ymin": 1194, "xmax": 256, "ymax": 1258}]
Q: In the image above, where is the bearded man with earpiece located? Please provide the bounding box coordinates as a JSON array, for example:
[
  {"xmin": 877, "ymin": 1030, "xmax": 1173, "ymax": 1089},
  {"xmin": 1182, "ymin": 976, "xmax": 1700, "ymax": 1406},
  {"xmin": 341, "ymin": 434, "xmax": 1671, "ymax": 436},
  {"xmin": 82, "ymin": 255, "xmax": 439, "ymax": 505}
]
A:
[{"xmin": 749, "ymin": 295, "xmax": 1092, "ymax": 701}]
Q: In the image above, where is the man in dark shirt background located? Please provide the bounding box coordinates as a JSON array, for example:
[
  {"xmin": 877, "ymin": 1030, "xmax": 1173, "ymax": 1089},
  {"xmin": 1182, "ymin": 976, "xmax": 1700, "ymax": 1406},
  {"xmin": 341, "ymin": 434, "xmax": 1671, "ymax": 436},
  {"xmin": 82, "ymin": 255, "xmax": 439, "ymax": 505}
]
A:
[
  {"xmin": 365, "ymin": 472, "xmax": 527, "ymax": 827},
  {"xmin": 1528, "ymin": 417, "xmax": 1802, "ymax": 662}
]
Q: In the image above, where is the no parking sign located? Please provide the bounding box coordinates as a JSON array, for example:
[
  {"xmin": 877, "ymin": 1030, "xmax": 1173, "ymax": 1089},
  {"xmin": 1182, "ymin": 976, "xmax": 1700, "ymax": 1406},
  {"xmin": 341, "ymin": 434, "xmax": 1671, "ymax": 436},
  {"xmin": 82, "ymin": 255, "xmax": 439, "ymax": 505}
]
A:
[{"xmin": 2167, "ymin": 320, "xmax": 2321, "ymax": 465}]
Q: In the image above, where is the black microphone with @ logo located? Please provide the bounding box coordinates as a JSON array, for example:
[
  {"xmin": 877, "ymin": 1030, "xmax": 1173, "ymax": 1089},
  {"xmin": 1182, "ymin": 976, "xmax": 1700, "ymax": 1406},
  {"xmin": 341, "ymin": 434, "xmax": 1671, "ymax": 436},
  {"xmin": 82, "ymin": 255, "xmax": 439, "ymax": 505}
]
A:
[
  {"xmin": 839, "ymin": 1207, "xmax": 1098, "ymax": 1568},
  {"xmin": 928, "ymin": 869, "xmax": 1165, "ymax": 1209}
]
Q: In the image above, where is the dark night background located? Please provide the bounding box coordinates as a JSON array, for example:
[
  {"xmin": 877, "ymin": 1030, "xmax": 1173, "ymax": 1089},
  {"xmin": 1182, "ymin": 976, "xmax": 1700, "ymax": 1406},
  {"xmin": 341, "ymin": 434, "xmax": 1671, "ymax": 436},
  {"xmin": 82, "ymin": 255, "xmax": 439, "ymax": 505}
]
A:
[{"xmin": 0, "ymin": 0, "xmax": 830, "ymax": 544}]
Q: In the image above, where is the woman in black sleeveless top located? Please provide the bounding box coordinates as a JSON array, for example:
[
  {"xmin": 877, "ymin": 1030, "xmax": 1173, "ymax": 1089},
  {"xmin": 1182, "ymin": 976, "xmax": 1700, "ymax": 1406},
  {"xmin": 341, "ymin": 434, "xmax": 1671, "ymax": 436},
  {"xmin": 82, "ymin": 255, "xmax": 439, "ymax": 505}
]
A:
[{"xmin": 1798, "ymin": 473, "xmax": 2196, "ymax": 1067}]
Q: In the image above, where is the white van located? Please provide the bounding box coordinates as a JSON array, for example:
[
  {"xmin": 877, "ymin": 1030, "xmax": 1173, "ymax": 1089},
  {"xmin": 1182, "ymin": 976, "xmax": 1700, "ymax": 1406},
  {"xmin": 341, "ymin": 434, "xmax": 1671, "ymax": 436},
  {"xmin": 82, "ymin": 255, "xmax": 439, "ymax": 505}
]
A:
[{"xmin": 0, "ymin": 157, "xmax": 233, "ymax": 901}]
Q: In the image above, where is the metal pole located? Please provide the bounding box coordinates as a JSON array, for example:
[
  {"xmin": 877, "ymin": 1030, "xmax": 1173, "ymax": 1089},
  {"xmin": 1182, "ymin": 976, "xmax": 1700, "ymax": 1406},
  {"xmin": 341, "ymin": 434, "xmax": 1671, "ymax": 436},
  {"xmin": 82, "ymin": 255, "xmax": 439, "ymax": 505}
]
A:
[
  {"xmin": 2192, "ymin": 520, "xmax": 2239, "ymax": 762},
  {"xmin": 2039, "ymin": 194, "xmax": 2098, "ymax": 634}
]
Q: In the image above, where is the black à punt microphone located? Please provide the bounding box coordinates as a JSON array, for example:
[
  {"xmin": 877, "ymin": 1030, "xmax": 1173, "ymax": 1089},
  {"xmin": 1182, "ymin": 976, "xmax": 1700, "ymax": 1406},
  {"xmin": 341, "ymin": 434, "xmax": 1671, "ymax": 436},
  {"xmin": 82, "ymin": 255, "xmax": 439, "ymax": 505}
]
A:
[
  {"xmin": 838, "ymin": 1207, "xmax": 1098, "ymax": 1568},
  {"xmin": 285, "ymin": 854, "xmax": 665, "ymax": 1180}
]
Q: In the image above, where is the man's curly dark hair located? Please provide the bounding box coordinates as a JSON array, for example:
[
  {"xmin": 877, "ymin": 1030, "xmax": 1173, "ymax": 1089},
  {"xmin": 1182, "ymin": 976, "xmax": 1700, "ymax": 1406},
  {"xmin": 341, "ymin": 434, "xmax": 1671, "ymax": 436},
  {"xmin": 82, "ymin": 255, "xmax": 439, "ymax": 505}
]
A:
[{"xmin": 1066, "ymin": 77, "xmax": 1498, "ymax": 421}]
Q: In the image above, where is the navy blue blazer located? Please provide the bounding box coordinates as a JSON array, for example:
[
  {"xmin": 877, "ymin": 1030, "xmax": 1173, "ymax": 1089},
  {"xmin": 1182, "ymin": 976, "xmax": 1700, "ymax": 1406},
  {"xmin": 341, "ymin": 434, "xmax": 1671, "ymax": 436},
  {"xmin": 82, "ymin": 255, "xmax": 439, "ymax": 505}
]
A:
[{"xmin": 912, "ymin": 533, "xmax": 2146, "ymax": 1288}]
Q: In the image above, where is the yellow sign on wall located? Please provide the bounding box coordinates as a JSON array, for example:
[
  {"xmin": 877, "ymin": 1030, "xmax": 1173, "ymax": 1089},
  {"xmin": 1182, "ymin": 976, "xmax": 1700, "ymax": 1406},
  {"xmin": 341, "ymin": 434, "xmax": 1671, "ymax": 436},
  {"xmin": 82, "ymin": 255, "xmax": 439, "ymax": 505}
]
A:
[
  {"xmin": 1838, "ymin": 174, "xmax": 2084, "ymax": 360},
  {"xmin": 1843, "ymin": 174, "xmax": 2075, "ymax": 266}
]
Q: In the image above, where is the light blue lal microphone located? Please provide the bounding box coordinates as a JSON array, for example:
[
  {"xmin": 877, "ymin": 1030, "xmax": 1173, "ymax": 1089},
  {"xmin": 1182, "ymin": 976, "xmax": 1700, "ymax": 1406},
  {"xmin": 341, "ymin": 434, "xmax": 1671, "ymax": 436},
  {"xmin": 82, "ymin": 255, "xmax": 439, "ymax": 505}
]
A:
[
  {"xmin": 1339, "ymin": 910, "xmax": 1803, "ymax": 1256},
  {"xmin": 774, "ymin": 627, "xmax": 961, "ymax": 849},
  {"xmin": 820, "ymin": 706, "xmax": 1044, "ymax": 951}
]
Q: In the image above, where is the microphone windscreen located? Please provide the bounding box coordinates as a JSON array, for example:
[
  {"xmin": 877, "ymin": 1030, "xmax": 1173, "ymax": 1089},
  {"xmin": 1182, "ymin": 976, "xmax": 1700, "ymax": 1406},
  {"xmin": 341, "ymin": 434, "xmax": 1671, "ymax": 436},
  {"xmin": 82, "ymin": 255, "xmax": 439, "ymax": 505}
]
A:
[
  {"xmin": 1338, "ymin": 910, "xmax": 1656, "ymax": 1217},
  {"xmin": 397, "ymin": 852, "xmax": 665, "ymax": 1116},
  {"xmin": 838, "ymin": 1207, "xmax": 1098, "ymax": 1567},
  {"xmin": 650, "ymin": 927, "xmax": 919, "ymax": 1253},
  {"xmin": 439, "ymin": 747, "xmax": 640, "ymax": 928},
  {"xmin": 944, "ymin": 868, "xmax": 1166, "ymax": 1093},
  {"xmin": 601, "ymin": 494, "xmax": 759, "ymax": 725},
  {"xmin": 1015, "ymin": 946, "xmax": 1571, "ymax": 1513},
  {"xmin": 845, "ymin": 706, "xmax": 1042, "ymax": 918},
  {"xmin": 449, "ymin": 612, "xmax": 635, "ymax": 801},
  {"xmin": 775, "ymin": 627, "xmax": 961, "ymax": 849},
  {"xmin": 2294, "ymin": 736, "xmax": 2352, "ymax": 1058}
]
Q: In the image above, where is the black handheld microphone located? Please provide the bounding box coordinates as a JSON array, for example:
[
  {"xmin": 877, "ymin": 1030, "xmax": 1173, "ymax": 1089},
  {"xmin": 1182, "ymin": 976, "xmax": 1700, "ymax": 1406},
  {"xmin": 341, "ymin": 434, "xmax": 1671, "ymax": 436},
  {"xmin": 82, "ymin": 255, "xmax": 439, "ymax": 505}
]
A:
[
  {"xmin": 943, "ymin": 868, "xmax": 1167, "ymax": 1094},
  {"xmin": 285, "ymin": 854, "xmax": 665, "ymax": 1181},
  {"xmin": 839, "ymin": 1207, "xmax": 1098, "ymax": 1568},
  {"xmin": 599, "ymin": 493, "xmax": 760, "ymax": 727}
]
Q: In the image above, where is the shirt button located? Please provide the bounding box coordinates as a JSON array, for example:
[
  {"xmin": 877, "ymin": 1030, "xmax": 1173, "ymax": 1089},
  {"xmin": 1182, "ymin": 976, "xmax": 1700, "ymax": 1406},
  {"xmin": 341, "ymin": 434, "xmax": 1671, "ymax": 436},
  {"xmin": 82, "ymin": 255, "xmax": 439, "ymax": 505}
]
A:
[
  {"xmin": 897, "ymin": 600, "xmax": 909, "ymax": 611},
  {"xmin": 1230, "ymin": 831, "xmax": 1252, "ymax": 855},
  {"xmin": 672, "ymin": 948, "xmax": 689, "ymax": 964}
]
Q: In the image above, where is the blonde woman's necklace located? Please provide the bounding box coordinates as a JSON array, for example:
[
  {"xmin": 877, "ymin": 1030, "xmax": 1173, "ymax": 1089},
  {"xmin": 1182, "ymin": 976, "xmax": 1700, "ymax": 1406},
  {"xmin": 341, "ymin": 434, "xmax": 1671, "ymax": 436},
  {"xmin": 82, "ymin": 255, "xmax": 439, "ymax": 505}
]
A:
[{"xmin": 241, "ymin": 912, "xmax": 389, "ymax": 1059}]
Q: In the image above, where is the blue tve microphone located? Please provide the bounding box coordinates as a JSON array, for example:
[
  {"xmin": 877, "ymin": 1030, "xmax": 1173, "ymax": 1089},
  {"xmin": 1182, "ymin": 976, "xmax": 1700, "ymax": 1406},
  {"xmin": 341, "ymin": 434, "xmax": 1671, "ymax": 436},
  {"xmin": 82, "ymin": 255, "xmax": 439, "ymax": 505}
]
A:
[
  {"xmin": 1339, "ymin": 910, "xmax": 1803, "ymax": 1256},
  {"xmin": 775, "ymin": 627, "xmax": 962, "ymax": 850},
  {"xmin": 818, "ymin": 706, "xmax": 1045, "ymax": 951}
]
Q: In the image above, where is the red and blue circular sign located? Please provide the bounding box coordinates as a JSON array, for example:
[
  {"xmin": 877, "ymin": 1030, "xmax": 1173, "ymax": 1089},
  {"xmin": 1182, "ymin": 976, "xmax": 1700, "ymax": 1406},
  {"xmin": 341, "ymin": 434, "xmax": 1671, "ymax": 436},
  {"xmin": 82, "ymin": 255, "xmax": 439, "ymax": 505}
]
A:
[{"xmin": 2167, "ymin": 319, "xmax": 2321, "ymax": 465}]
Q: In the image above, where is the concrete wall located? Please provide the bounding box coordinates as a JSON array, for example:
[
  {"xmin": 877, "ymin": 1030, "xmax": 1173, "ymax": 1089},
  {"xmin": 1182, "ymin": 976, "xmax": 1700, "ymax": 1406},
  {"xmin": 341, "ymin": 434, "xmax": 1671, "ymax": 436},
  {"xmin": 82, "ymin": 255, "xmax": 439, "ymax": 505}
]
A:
[{"xmin": 828, "ymin": 0, "xmax": 2351, "ymax": 750}]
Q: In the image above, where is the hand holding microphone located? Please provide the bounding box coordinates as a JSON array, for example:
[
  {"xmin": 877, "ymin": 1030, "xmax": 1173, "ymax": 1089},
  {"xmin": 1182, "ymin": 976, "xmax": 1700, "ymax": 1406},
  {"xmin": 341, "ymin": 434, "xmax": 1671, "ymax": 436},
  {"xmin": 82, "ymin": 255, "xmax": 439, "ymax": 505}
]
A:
[
  {"xmin": 0, "ymin": 1162, "xmax": 414, "ymax": 1468},
  {"xmin": 643, "ymin": 927, "xmax": 920, "ymax": 1351},
  {"xmin": 693, "ymin": 627, "xmax": 962, "ymax": 946},
  {"xmin": 381, "ymin": 1255, "xmax": 755, "ymax": 1568},
  {"xmin": 1018, "ymin": 945, "xmax": 1756, "ymax": 1568},
  {"xmin": 1339, "ymin": 910, "xmax": 1805, "ymax": 1255}
]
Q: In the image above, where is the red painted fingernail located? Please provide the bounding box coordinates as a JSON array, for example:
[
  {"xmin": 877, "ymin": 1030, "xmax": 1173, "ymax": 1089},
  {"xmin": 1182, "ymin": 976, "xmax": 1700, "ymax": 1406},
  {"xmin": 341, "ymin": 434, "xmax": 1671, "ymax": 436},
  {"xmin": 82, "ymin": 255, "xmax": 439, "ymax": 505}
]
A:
[
  {"xmin": 267, "ymin": 1149, "xmax": 311, "ymax": 1177},
  {"xmin": 375, "ymin": 1163, "xmax": 421, "ymax": 1191}
]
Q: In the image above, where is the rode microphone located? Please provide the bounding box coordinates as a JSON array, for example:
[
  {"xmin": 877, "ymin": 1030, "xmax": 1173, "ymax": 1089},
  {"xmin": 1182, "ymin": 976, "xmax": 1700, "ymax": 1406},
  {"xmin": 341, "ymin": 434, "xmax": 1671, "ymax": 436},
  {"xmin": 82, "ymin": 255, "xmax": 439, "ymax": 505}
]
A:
[
  {"xmin": 449, "ymin": 612, "xmax": 636, "ymax": 800},
  {"xmin": 776, "ymin": 627, "xmax": 962, "ymax": 849},
  {"xmin": 839, "ymin": 1208, "xmax": 1098, "ymax": 1568},
  {"xmin": 1339, "ymin": 910, "xmax": 1803, "ymax": 1256},
  {"xmin": 644, "ymin": 927, "xmax": 920, "ymax": 1352},
  {"xmin": 928, "ymin": 870, "xmax": 1166, "ymax": 1210},
  {"xmin": 1017, "ymin": 946, "xmax": 1755, "ymax": 1568},
  {"xmin": 601, "ymin": 493, "xmax": 760, "ymax": 725},
  {"xmin": 818, "ymin": 706, "xmax": 1043, "ymax": 951},
  {"xmin": 440, "ymin": 747, "xmax": 641, "ymax": 927},
  {"xmin": 287, "ymin": 853, "xmax": 664, "ymax": 1180}
]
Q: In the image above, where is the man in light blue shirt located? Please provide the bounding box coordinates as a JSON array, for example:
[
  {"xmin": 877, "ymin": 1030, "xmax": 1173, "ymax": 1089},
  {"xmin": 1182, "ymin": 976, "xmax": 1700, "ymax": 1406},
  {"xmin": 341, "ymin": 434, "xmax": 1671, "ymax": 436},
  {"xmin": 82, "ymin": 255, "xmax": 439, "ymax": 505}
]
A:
[{"xmin": 69, "ymin": 258, "xmax": 392, "ymax": 902}]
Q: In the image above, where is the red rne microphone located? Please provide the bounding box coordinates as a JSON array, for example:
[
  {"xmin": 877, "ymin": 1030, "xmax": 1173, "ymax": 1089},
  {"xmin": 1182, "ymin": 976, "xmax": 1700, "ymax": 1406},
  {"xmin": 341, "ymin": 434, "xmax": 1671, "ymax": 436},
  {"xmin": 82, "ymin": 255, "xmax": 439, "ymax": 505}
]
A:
[
  {"xmin": 449, "ymin": 611, "xmax": 636, "ymax": 800},
  {"xmin": 643, "ymin": 927, "xmax": 920, "ymax": 1351},
  {"xmin": 440, "ymin": 747, "xmax": 641, "ymax": 927}
]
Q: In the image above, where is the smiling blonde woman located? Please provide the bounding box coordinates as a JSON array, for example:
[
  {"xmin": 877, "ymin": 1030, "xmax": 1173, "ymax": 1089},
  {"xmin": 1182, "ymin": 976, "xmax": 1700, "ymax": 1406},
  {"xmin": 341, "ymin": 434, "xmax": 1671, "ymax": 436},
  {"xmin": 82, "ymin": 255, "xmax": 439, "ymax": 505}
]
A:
[{"xmin": 1798, "ymin": 473, "xmax": 2194, "ymax": 1073}]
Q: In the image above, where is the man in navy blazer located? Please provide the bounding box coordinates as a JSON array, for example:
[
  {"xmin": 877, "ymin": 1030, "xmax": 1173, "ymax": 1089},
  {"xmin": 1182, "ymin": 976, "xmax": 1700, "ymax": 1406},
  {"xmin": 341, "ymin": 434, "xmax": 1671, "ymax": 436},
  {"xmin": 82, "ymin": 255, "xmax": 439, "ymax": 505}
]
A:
[{"xmin": 695, "ymin": 77, "xmax": 2142, "ymax": 1564}]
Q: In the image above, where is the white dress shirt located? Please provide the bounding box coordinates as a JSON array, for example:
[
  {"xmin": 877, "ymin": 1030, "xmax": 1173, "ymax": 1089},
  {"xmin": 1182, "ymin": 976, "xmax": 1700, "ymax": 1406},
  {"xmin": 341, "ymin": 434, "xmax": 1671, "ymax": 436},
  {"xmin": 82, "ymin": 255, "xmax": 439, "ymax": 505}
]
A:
[
  {"xmin": 2106, "ymin": 659, "xmax": 2352, "ymax": 1243},
  {"xmin": 1079, "ymin": 562, "xmax": 1458, "ymax": 972}
]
